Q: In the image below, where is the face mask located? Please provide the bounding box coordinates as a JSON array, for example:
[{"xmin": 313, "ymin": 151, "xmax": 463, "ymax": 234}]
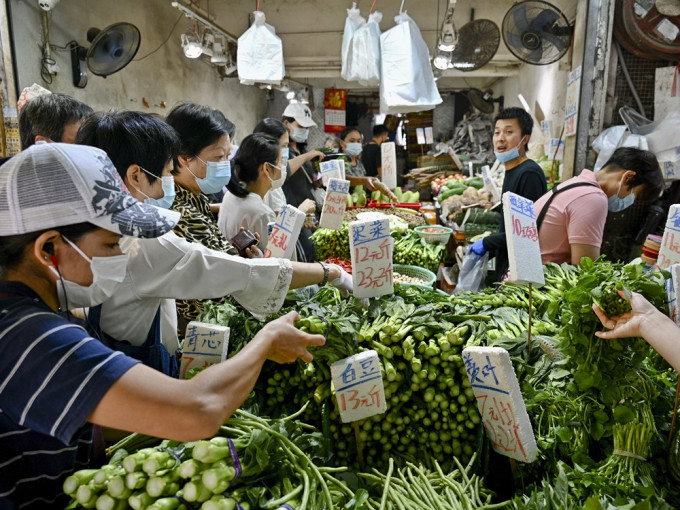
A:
[
  {"xmin": 134, "ymin": 168, "xmax": 176, "ymax": 209},
  {"xmin": 290, "ymin": 127, "xmax": 309, "ymax": 143},
  {"xmin": 345, "ymin": 142, "xmax": 363, "ymax": 157},
  {"xmin": 267, "ymin": 162, "xmax": 287, "ymax": 189},
  {"xmin": 188, "ymin": 156, "xmax": 231, "ymax": 194},
  {"xmin": 49, "ymin": 237, "xmax": 128, "ymax": 309},
  {"xmin": 281, "ymin": 147, "xmax": 290, "ymax": 167},
  {"xmin": 494, "ymin": 136, "xmax": 526, "ymax": 164},
  {"xmin": 608, "ymin": 174, "xmax": 635, "ymax": 213}
]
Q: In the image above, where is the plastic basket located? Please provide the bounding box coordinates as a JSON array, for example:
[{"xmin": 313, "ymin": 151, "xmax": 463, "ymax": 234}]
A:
[
  {"xmin": 393, "ymin": 264, "xmax": 437, "ymax": 290},
  {"xmin": 414, "ymin": 225, "xmax": 453, "ymax": 244}
]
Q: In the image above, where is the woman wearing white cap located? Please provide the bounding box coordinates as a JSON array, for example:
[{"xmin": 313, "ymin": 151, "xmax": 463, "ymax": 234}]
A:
[{"xmin": 0, "ymin": 142, "xmax": 325, "ymax": 508}]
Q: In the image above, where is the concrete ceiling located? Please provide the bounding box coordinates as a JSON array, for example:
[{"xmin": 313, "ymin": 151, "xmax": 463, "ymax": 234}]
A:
[{"xmin": 189, "ymin": 0, "xmax": 578, "ymax": 92}]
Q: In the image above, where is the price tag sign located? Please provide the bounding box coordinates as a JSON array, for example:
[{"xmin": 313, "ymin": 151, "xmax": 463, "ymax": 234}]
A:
[
  {"xmin": 424, "ymin": 126, "xmax": 434, "ymax": 144},
  {"xmin": 381, "ymin": 142, "xmax": 397, "ymax": 190},
  {"xmin": 503, "ymin": 192, "xmax": 545, "ymax": 286},
  {"xmin": 416, "ymin": 128, "xmax": 426, "ymax": 145},
  {"xmin": 462, "ymin": 346, "xmax": 537, "ymax": 463},
  {"xmin": 349, "ymin": 218, "xmax": 394, "ymax": 299},
  {"xmin": 319, "ymin": 178, "xmax": 350, "ymax": 230},
  {"xmin": 180, "ymin": 321, "xmax": 230, "ymax": 379},
  {"xmin": 320, "ymin": 159, "xmax": 346, "ymax": 186},
  {"xmin": 331, "ymin": 350, "xmax": 387, "ymax": 423},
  {"xmin": 482, "ymin": 165, "xmax": 500, "ymax": 203},
  {"xmin": 667, "ymin": 264, "xmax": 680, "ymax": 326},
  {"xmin": 264, "ymin": 204, "xmax": 306, "ymax": 260},
  {"xmin": 657, "ymin": 205, "xmax": 680, "ymax": 270}
]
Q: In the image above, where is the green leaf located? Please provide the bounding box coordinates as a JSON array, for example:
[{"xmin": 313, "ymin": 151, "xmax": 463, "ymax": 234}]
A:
[
  {"xmin": 613, "ymin": 404, "xmax": 635, "ymax": 424},
  {"xmin": 549, "ymin": 368, "xmax": 570, "ymax": 380},
  {"xmin": 583, "ymin": 497, "xmax": 605, "ymax": 510},
  {"xmin": 554, "ymin": 426, "xmax": 573, "ymax": 443}
]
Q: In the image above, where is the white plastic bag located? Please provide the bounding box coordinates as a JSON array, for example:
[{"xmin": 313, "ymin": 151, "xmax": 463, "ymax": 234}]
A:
[
  {"xmin": 346, "ymin": 11, "xmax": 382, "ymax": 86},
  {"xmin": 379, "ymin": 12, "xmax": 442, "ymax": 114},
  {"xmin": 237, "ymin": 11, "xmax": 285, "ymax": 85},
  {"xmin": 454, "ymin": 253, "xmax": 488, "ymax": 293},
  {"xmin": 341, "ymin": 2, "xmax": 366, "ymax": 81}
]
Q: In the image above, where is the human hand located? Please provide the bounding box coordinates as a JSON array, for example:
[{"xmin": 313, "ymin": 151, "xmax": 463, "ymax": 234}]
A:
[
  {"xmin": 259, "ymin": 311, "xmax": 325, "ymax": 363},
  {"xmin": 365, "ymin": 177, "xmax": 380, "ymax": 192},
  {"xmin": 593, "ymin": 291, "xmax": 658, "ymax": 340},
  {"xmin": 240, "ymin": 228, "xmax": 262, "ymax": 258},
  {"xmin": 307, "ymin": 150, "xmax": 325, "ymax": 163},
  {"xmin": 299, "ymin": 199, "xmax": 316, "ymax": 214},
  {"xmin": 468, "ymin": 239, "xmax": 486, "ymax": 257},
  {"xmin": 329, "ymin": 265, "xmax": 353, "ymax": 297}
]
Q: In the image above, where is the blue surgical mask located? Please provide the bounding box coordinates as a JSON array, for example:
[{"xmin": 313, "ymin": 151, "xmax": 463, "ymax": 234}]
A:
[
  {"xmin": 190, "ymin": 156, "xmax": 231, "ymax": 194},
  {"xmin": 345, "ymin": 142, "xmax": 363, "ymax": 157},
  {"xmin": 608, "ymin": 174, "xmax": 635, "ymax": 212},
  {"xmin": 494, "ymin": 136, "xmax": 526, "ymax": 164},
  {"xmin": 281, "ymin": 147, "xmax": 289, "ymax": 167},
  {"xmin": 135, "ymin": 168, "xmax": 176, "ymax": 209}
]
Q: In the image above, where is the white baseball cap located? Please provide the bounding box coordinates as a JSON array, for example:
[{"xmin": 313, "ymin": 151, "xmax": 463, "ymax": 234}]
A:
[
  {"xmin": 0, "ymin": 142, "xmax": 180, "ymax": 238},
  {"xmin": 283, "ymin": 102, "xmax": 317, "ymax": 128}
]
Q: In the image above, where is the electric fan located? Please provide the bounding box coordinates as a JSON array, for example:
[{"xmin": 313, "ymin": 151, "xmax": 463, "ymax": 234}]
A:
[{"xmin": 449, "ymin": 19, "xmax": 500, "ymax": 71}]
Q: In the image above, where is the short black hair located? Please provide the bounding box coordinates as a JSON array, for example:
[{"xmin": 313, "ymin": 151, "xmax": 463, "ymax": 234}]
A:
[
  {"xmin": 373, "ymin": 124, "xmax": 389, "ymax": 137},
  {"xmin": 494, "ymin": 107, "xmax": 533, "ymax": 137},
  {"xmin": 165, "ymin": 103, "xmax": 235, "ymax": 158},
  {"xmin": 76, "ymin": 110, "xmax": 180, "ymax": 184},
  {"xmin": 603, "ymin": 147, "xmax": 663, "ymax": 202},
  {"xmin": 340, "ymin": 126, "xmax": 361, "ymax": 142},
  {"xmin": 253, "ymin": 118, "xmax": 287, "ymax": 139},
  {"xmin": 227, "ymin": 133, "xmax": 281, "ymax": 199},
  {"xmin": 19, "ymin": 93, "xmax": 93, "ymax": 149}
]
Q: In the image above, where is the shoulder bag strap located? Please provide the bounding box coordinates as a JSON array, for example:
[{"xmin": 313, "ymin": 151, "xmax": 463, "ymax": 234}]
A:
[{"xmin": 536, "ymin": 182, "xmax": 601, "ymax": 232}]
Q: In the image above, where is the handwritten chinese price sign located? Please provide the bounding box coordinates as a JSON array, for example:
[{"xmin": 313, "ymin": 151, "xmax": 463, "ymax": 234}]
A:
[
  {"xmin": 349, "ymin": 218, "xmax": 394, "ymax": 299},
  {"xmin": 331, "ymin": 350, "xmax": 387, "ymax": 423},
  {"xmin": 503, "ymin": 192, "xmax": 545, "ymax": 286},
  {"xmin": 319, "ymin": 159, "xmax": 346, "ymax": 186},
  {"xmin": 319, "ymin": 178, "xmax": 350, "ymax": 230},
  {"xmin": 657, "ymin": 205, "xmax": 680, "ymax": 270},
  {"xmin": 180, "ymin": 321, "xmax": 230, "ymax": 379},
  {"xmin": 264, "ymin": 204, "xmax": 306, "ymax": 260},
  {"xmin": 462, "ymin": 346, "xmax": 537, "ymax": 463},
  {"xmin": 324, "ymin": 88, "xmax": 347, "ymax": 134},
  {"xmin": 667, "ymin": 264, "xmax": 680, "ymax": 326},
  {"xmin": 381, "ymin": 142, "xmax": 397, "ymax": 190}
]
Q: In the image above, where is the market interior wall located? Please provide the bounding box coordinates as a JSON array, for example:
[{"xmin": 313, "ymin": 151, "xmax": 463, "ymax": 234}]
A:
[{"xmin": 8, "ymin": 0, "xmax": 267, "ymax": 138}]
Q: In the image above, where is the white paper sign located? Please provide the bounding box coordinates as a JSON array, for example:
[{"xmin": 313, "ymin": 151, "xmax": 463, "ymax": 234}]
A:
[
  {"xmin": 657, "ymin": 205, "xmax": 680, "ymax": 269},
  {"xmin": 416, "ymin": 128, "xmax": 426, "ymax": 145},
  {"xmin": 482, "ymin": 165, "xmax": 500, "ymax": 203},
  {"xmin": 264, "ymin": 204, "xmax": 306, "ymax": 260},
  {"xmin": 320, "ymin": 159, "xmax": 346, "ymax": 186},
  {"xmin": 331, "ymin": 350, "xmax": 387, "ymax": 423},
  {"xmin": 424, "ymin": 126, "xmax": 434, "ymax": 144},
  {"xmin": 666, "ymin": 264, "xmax": 680, "ymax": 326},
  {"xmin": 319, "ymin": 178, "xmax": 350, "ymax": 230},
  {"xmin": 381, "ymin": 141, "xmax": 397, "ymax": 190},
  {"xmin": 180, "ymin": 321, "xmax": 230, "ymax": 379},
  {"xmin": 564, "ymin": 66, "xmax": 581, "ymax": 137},
  {"xmin": 503, "ymin": 192, "xmax": 545, "ymax": 286},
  {"xmin": 349, "ymin": 218, "xmax": 394, "ymax": 299},
  {"xmin": 462, "ymin": 346, "xmax": 537, "ymax": 463}
]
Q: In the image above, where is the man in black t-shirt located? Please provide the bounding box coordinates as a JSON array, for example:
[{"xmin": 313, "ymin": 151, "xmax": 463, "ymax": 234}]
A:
[
  {"xmin": 468, "ymin": 107, "xmax": 547, "ymax": 282},
  {"xmin": 362, "ymin": 124, "xmax": 389, "ymax": 178}
]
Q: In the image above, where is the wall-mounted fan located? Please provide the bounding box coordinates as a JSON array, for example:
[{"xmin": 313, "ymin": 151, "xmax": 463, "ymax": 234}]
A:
[
  {"xmin": 467, "ymin": 89, "xmax": 504, "ymax": 114},
  {"xmin": 449, "ymin": 19, "xmax": 500, "ymax": 71},
  {"xmin": 502, "ymin": 0, "xmax": 572, "ymax": 65},
  {"xmin": 70, "ymin": 22, "xmax": 141, "ymax": 88}
]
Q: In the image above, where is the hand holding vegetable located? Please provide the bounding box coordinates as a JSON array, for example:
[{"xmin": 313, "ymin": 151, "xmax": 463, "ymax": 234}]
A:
[{"xmin": 259, "ymin": 310, "xmax": 325, "ymax": 364}]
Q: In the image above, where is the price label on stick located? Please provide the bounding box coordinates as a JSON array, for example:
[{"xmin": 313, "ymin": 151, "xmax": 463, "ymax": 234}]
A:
[
  {"xmin": 320, "ymin": 159, "xmax": 345, "ymax": 186},
  {"xmin": 462, "ymin": 346, "xmax": 537, "ymax": 463},
  {"xmin": 349, "ymin": 218, "xmax": 394, "ymax": 299},
  {"xmin": 503, "ymin": 192, "xmax": 545, "ymax": 286},
  {"xmin": 263, "ymin": 204, "xmax": 306, "ymax": 260},
  {"xmin": 180, "ymin": 322, "xmax": 230, "ymax": 379},
  {"xmin": 381, "ymin": 142, "xmax": 397, "ymax": 190},
  {"xmin": 657, "ymin": 205, "xmax": 680, "ymax": 270},
  {"xmin": 482, "ymin": 165, "xmax": 500, "ymax": 203},
  {"xmin": 331, "ymin": 350, "xmax": 387, "ymax": 423},
  {"xmin": 319, "ymin": 178, "xmax": 350, "ymax": 230}
]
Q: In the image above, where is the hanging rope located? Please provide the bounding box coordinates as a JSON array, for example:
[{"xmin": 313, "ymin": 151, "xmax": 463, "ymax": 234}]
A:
[
  {"xmin": 399, "ymin": 0, "xmax": 405, "ymax": 13},
  {"xmin": 257, "ymin": 0, "xmax": 261, "ymax": 11},
  {"xmin": 369, "ymin": 0, "xmax": 378, "ymax": 14}
]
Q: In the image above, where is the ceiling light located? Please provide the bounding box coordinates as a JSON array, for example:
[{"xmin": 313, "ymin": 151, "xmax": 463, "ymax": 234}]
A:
[
  {"xmin": 437, "ymin": 1, "xmax": 458, "ymax": 52},
  {"xmin": 181, "ymin": 31, "xmax": 202, "ymax": 58},
  {"xmin": 201, "ymin": 29, "xmax": 215, "ymax": 56},
  {"xmin": 286, "ymin": 90, "xmax": 296, "ymax": 100},
  {"xmin": 433, "ymin": 51, "xmax": 451, "ymax": 70},
  {"xmin": 210, "ymin": 38, "xmax": 228, "ymax": 65}
]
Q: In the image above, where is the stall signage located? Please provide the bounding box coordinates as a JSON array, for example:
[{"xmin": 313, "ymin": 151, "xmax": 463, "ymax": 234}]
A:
[
  {"xmin": 381, "ymin": 142, "xmax": 397, "ymax": 190},
  {"xmin": 320, "ymin": 159, "xmax": 346, "ymax": 186},
  {"xmin": 180, "ymin": 321, "xmax": 230, "ymax": 379},
  {"xmin": 564, "ymin": 66, "xmax": 581, "ymax": 137},
  {"xmin": 264, "ymin": 204, "xmax": 306, "ymax": 259},
  {"xmin": 324, "ymin": 88, "xmax": 347, "ymax": 134},
  {"xmin": 349, "ymin": 218, "xmax": 394, "ymax": 299},
  {"xmin": 331, "ymin": 350, "xmax": 387, "ymax": 423},
  {"xmin": 319, "ymin": 178, "xmax": 350, "ymax": 230},
  {"xmin": 657, "ymin": 205, "xmax": 680, "ymax": 269},
  {"xmin": 482, "ymin": 165, "xmax": 500, "ymax": 203},
  {"xmin": 666, "ymin": 264, "xmax": 680, "ymax": 326},
  {"xmin": 462, "ymin": 346, "xmax": 537, "ymax": 463},
  {"xmin": 503, "ymin": 192, "xmax": 545, "ymax": 286}
]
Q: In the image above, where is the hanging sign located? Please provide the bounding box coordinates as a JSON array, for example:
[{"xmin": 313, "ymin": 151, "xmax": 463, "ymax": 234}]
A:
[
  {"xmin": 462, "ymin": 346, "xmax": 537, "ymax": 463},
  {"xmin": 331, "ymin": 350, "xmax": 387, "ymax": 423},
  {"xmin": 657, "ymin": 205, "xmax": 680, "ymax": 269},
  {"xmin": 349, "ymin": 218, "xmax": 394, "ymax": 299},
  {"xmin": 324, "ymin": 88, "xmax": 347, "ymax": 134},
  {"xmin": 264, "ymin": 204, "xmax": 306, "ymax": 259},
  {"xmin": 319, "ymin": 178, "xmax": 350, "ymax": 230},
  {"xmin": 381, "ymin": 141, "xmax": 397, "ymax": 189},
  {"xmin": 503, "ymin": 192, "xmax": 545, "ymax": 286},
  {"xmin": 564, "ymin": 66, "xmax": 581, "ymax": 137},
  {"xmin": 180, "ymin": 322, "xmax": 230, "ymax": 379},
  {"xmin": 319, "ymin": 159, "xmax": 346, "ymax": 186}
]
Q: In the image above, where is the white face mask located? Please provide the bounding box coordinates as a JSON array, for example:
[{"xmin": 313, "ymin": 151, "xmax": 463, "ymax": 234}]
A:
[
  {"xmin": 267, "ymin": 162, "xmax": 287, "ymax": 189},
  {"xmin": 49, "ymin": 237, "xmax": 129, "ymax": 309},
  {"xmin": 290, "ymin": 127, "xmax": 309, "ymax": 143}
]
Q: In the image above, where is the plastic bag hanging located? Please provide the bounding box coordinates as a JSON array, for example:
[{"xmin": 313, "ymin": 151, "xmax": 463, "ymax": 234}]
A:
[
  {"xmin": 340, "ymin": 2, "xmax": 366, "ymax": 82},
  {"xmin": 237, "ymin": 11, "xmax": 285, "ymax": 85},
  {"xmin": 346, "ymin": 11, "xmax": 383, "ymax": 87},
  {"xmin": 380, "ymin": 12, "xmax": 442, "ymax": 114}
]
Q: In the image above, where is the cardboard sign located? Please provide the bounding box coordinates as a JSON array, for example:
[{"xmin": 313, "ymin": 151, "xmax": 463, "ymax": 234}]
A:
[
  {"xmin": 349, "ymin": 218, "xmax": 394, "ymax": 299},
  {"xmin": 462, "ymin": 346, "xmax": 537, "ymax": 463},
  {"xmin": 319, "ymin": 159, "xmax": 346, "ymax": 186},
  {"xmin": 319, "ymin": 178, "xmax": 350, "ymax": 230},
  {"xmin": 331, "ymin": 350, "xmax": 387, "ymax": 423},
  {"xmin": 503, "ymin": 192, "xmax": 545, "ymax": 286},
  {"xmin": 657, "ymin": 205, "xmax": 680, "ymax": 269},
  {"xmin": 180, "ymin": 321, "xmax": 230, "ymax": 379},
  {"xmin": 381, "ymin": 141, "xmax": 397, "ymax": 190},
  {"xmin": 666, "ymin": 264, "xmax": 680, "ymax": 326},
  {"xmin": 264, "ymin": 204, "xmax": 306, "ymax": 259}
]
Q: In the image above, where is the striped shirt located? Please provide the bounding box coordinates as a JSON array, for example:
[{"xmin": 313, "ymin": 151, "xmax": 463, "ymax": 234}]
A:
[{"xmin": 0, "ymin": 281, "xmax": 138, "ymax": 509}]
